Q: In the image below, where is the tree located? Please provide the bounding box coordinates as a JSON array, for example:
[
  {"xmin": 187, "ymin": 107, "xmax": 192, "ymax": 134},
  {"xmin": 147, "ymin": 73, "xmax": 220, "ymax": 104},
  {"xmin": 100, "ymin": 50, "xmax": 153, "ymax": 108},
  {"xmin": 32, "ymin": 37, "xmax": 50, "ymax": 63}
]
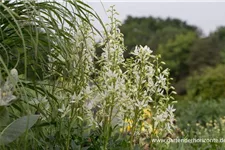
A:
[
  {"xmin": 187, "ymin": 26, "xmax": 225, "ymax": 73},
  {"xmin": 120, "ymin": 16, "xmax": 199, "ymax": 57},
  {"xmin": 187, "ymin": 65, "xmax": 225, "ymax": 100},
  {"xmin": 188, "ymin": 37, "xmax": 220, "ymax": 73},
  {"xmin": 157, "ymin": 32, "xmax": 197, "ymax": 81},
  {"xmin": 210, "ymin": 26, "xmax": 225, "ymax": 64}
]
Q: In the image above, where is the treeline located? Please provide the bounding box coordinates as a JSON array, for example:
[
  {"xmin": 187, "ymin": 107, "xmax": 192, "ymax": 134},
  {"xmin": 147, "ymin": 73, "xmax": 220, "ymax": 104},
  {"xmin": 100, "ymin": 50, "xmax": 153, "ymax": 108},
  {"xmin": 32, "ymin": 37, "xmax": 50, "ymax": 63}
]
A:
[{"xmin": 119, "ymin": 16, "xmax": 225, "ymax": 97}]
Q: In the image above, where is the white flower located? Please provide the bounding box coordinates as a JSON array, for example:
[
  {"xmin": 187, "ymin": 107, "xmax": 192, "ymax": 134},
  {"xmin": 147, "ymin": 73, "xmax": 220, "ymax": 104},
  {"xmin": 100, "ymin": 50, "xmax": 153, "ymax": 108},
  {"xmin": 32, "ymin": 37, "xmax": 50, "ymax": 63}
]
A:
[
  {"xmin": 153, "ymin": 111, "xmax": 169, "ymax": 127},
  {"xmin": 133, "ymin": 46, "xmax": 140, "ymax": 56},
  {"xmin": 58, "ymin": 104, "xmax": 70, "ymax": 118},
  {"xmin": 0, "ymin": 69, "xmax": 18, "ymax": 106},
  {"xmin": 29, "ymin": 96, "xmax": 47, "ymax": 105},
  {"xmin": 134, "ymin": 100, "xmax": 148, "ymax": 110},
  {"xmin": 143, "ymin": 45, "xmax": 153, "ymax": 54},
  {"xmin": 166, "ymin": 105, "xmax": 176, "ymax": 114},
  {"xmin": 10, "ymin": 68, "xmax": 18, "ymax": 83},
  {"xmin": 105, "ymin": 69, "xmax": 117, "ymax": 79},
  {"xmin": 165, "ymin": 123, "xmax": 172, "ymax": 132},
  {"xmin": 83, "ymin": 85, "xmax": 92, "ymax": 96},
  {"xmin": 58, "ymin": 104, "xmax": 66, "ymax": 113},
  {"xmin": 166, "ymin": 106, "xmax": 176, "ymax": 126},
  {"xmin": 162, "ymin": 68, "xmax": 169, "ymax": 76},
  {"xmin": 157, "ymin": 74, "xmax": 166, "ymax": 83},
  {"xmin": 0, "ymin": 89, "xmax": 16, "ymax": 106},
  {"xmin": 70, "ymin": 92, "xmax": 82, "ymax": 103}
]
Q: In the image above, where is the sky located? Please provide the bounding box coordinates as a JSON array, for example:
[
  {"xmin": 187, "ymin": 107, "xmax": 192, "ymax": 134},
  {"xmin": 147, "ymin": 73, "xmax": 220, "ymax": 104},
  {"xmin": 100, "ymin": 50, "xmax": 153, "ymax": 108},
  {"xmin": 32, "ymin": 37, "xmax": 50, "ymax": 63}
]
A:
[{"xmin": 87, "ymin": 1, "xmax": 225, "ymax": 36}]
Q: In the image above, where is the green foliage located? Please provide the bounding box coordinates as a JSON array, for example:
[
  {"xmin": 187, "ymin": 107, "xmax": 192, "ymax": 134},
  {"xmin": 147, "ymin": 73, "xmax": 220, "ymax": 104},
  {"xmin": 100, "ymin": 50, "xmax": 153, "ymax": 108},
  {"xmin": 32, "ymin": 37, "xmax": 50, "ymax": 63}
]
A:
[
  {"xmin": 0, "ymin": 0, "xmax": 105, "ymax": 80},
  {"xmin": 0, "ymin": 2, "xmax": 177, "ymax": 149},
  {"xmin": 0, "ymin": 107, "xmax": 9, "ymax": 127},
  {"xmin": 120, "ymin": 16, "xmax": 199, "ymax": 57},
  {"xmin": 188, "ymin": 26, "xmax": 225, "ymax": 73},
  {"xmin": 188, "ymin": 38, "xmax": 220, "ymax": 72},
  {"xmin": 119, "ymin": 15, "xmax": 225, "ymax": 96},
  {"xmin": 187, "ymin": 65, "xmax": 225, "ymax": 100},
  {"xmin": 176, "ymin": 99, "xmax": 225, "ymax": 130},
  {"xmin": 0, "ymin": 0, "xmax": 106, "ymax": 149},
  {"xmin": 211, "ymin": 27, "xmax": 225, "ymax": 65},
  {"xmin": 149, "ymin": 26, "xmax": 191, "ymax": 51},
  {"xmin": 0, "ymin": 115, "xmax": 39, "ymax": 145},
  {"xmin": 171, "ymin": 99, "xmax": 225, "ymax": 150},
  {"xmin": 157, "ymin": 32, "xmax": 197, "ymax": 81}
]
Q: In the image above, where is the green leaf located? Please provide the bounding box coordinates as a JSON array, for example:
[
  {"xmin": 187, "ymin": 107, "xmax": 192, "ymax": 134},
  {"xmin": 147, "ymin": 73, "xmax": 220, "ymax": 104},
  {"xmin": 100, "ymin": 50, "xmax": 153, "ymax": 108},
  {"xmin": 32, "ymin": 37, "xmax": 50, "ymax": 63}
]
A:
[
  {"xmin": 0, "ymin": 106, "xmax": 9, "ymax": 127},
  {"xmin": 0, "ymin": 115, "xmax": 39, "ymax": 145}
]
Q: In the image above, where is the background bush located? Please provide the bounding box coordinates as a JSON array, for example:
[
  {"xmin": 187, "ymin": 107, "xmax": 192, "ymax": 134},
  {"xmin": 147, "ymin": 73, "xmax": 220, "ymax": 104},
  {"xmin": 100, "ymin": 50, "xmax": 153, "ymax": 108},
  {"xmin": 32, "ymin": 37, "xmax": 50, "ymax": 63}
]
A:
[{"xmin": 186, "ymin": 65, "xmax": 225, "ymax": 100}]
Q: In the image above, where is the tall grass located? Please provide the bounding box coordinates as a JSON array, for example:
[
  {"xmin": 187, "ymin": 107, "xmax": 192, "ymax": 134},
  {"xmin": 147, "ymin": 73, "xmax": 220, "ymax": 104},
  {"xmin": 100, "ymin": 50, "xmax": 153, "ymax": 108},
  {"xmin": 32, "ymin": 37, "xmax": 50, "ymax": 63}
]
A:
[{"xmin": 0, "ymin": 0, "xmax": 105, "ymax": 149}]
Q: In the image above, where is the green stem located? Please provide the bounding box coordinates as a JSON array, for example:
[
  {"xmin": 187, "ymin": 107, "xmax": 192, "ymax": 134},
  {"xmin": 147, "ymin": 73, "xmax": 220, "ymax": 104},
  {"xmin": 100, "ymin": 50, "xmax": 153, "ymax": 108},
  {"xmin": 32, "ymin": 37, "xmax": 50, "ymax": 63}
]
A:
[
  {"xmin": 66, "ymin": 120, "xmax": 71, "ymax": 150},
  {"xmin": 130, "ymin": 108, "xmax": 138, "ymax": 149}
]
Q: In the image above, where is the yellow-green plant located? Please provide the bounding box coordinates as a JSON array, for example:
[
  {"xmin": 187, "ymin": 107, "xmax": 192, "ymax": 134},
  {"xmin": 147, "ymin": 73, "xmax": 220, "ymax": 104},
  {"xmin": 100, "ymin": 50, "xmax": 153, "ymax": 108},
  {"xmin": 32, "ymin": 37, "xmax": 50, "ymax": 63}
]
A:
[{"xmin": 187, "ymin": 65, "xmax": 225, "ymax": 100}]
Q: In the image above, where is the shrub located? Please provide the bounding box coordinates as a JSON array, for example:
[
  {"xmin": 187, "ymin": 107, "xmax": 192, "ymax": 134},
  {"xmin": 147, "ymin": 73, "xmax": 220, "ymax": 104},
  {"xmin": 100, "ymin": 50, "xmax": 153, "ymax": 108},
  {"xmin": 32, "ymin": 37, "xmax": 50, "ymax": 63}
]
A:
[
  {"xmin": 176, "ymin": 99, "xmax": 225, "ymax": 131},
  {"xmin": 186, "ymin": 65, "xmax": 225, "ymax": 100}
]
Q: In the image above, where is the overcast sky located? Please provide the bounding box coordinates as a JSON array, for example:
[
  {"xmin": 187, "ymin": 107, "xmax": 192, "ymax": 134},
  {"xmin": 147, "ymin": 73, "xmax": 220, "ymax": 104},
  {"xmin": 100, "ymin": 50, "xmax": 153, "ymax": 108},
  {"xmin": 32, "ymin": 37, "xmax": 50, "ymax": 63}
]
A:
[{"xmin": 87, "ymin": 1, "xmax": 225, "ymax": 36}]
